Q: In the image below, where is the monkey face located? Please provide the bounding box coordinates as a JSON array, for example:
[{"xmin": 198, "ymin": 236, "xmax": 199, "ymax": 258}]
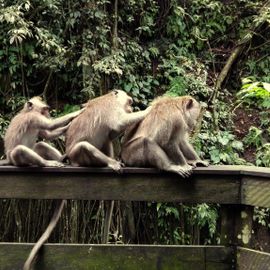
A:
[
  {"xmin": 27, "ymin": 97, "xmax": 50, "ymax": 117},
  {"xmin": 41, "ymin": 106, "xmax": 50, "ymax": 117},
  {"xmin": 113, "ymin": 89, "xmax": 133, "ymax": 113}
]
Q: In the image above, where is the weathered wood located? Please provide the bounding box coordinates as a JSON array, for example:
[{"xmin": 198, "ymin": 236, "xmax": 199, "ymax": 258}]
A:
[
  {"xmin": 237, "ymin": 247, "xmax": 270, "ymax": 270},
  {"xmin": 0, "ymin": 243, "xmax": 234, "ymax": 270},
  {"xmin": 220, "ymin": 206, "xmax": 236, "ymax": 245},
  {"xmin": 0, "ymin": 171, "xmax": 240, "ymax": 203},
  {"xmin": 241, "ymin": 176, "xmax": 270, "ymax": 208},
  {"xmin": 220, "ymin": 205, "xmax": 254, "ymax": 247},
  {"xmin": 234, "ymin": 206, "xmax": 254, "ymax": 247},
  {"xmin": 0, "ymin": 164, "xmax": 269, "ymax": 176},
  {"xmin": 0, "ymin": 165, "xmax": 269, "ymax": 206}
]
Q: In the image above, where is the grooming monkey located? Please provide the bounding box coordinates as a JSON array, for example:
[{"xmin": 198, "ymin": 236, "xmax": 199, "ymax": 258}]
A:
[
  {"xmin": 121, "ymin": 96, "xmax": 208, "ymax": 177},
  {"xmin": 66, "ymin": 89, "xmax": 151, "ymax": 171},
  {"xmin": 3, "ymin": 96, "xmax": 83, "ymax": 167}
]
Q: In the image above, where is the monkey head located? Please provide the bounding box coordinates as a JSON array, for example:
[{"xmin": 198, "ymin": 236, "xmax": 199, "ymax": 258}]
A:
[
  {"xmin": 25, "ymin": 97, "xmax": 50, "ymax": 117},
  {"xmin": 112, "ymin": 89, "xmax": 133, "ymax": 113},
  {"xmin": 183, "ymin": 97, "xmax": 201, "ymax": 131}
]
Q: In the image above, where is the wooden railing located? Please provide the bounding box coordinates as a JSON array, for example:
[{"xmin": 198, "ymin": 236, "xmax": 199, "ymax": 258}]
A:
[{"xmin": 0, "ymin": 165, "xmax": 269, "ymax": 269}]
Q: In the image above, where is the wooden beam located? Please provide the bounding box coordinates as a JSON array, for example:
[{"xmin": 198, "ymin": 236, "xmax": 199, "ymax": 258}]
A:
[
  {"xmin": 0, "ymin": 165, "xmax": 269, "ymax": 206},
  {"xmin": 237, "ymin": 247, "xmax": 270, "ymax": 270},
  {"xmin": 0, "ymin": 168, "xmax": 240, "ymax": 203},
  {"xmin": 241, "ymin": 176, "xmax": 270, "ymax": 208},
  {"xmin": 0, "ymin": 243, "xmax": 234, "ymax": 270}
]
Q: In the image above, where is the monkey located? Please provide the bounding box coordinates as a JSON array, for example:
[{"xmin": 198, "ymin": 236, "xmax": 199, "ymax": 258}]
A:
[
  {"xmin": 3, "ymin": 96, "xmax": 83, "ymax": 167},
  {"xmin": 65, "ymin": 89, "xmax": 151, "ymax": 171},
  {"xmin": 120, "ymin": 95, "xmax": 209, "ymax": 177}
]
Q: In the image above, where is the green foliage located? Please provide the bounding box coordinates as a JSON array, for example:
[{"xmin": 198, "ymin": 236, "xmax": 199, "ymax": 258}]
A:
[
  {"xmin": 186, "ymin": 204, "xmax": 218, "ymax": 239},
  {"xmin": 155, "ymin": 202, "xmax": 219, "ymax": 244},
  {"xmin": 237, "ymin": 77, "xmax": 270, "ymax": 108},
  {"xmin": 254, "ymin": 207, "xmax": 270, "ymax": 228},
  {"xmin": 243, "ymin": 126, "xmax": 264, "ymax": 148},
  {"xmin": 198, "ymin": 130, "xmax": 245, "ymax": 165},
  {"xmin": 255, "ymin": 143, "xmax": 270, "ymax": 167}
]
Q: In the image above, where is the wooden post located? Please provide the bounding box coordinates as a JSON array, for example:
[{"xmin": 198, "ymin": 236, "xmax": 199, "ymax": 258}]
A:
[{"xmin": 220, "ymin": 205, "xmax": 253, "ymax": 247}]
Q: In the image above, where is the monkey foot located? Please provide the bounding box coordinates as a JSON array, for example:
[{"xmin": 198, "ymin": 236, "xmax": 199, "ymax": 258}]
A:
[{"xmin": 45, "ymin": 160, "xmax": 65, "ymax": 167}]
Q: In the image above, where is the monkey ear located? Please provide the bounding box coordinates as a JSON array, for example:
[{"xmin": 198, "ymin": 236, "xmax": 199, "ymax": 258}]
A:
[
  {"xmin": 186, "ymin": 98, "xmax": 193, "ymax": 110},
  {"xmin": 113, "ymin": 90, "xmax": 118, "ymax": 95},
  {"xmin": 27, "ymin": 101, "xmax": 33, "ymax": 110}
]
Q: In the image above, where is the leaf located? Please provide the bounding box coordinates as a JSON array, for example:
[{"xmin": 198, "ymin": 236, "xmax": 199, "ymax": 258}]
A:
[{"xmin": 263, "ymin": 82, "xmax": 270, "ymax": 92}]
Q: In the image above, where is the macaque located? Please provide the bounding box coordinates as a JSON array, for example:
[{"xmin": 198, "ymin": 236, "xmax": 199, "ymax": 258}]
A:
[
  {"xmin": 4, "ymin": 96, "xmax": 82, "ymax": 167},
  {"xmin": 66, "ymin": 89, "xmax": 151, "ymax": 171},
  {"xmin": 121, "ymin": 96, "xmax": 208, "ymax": 177}
]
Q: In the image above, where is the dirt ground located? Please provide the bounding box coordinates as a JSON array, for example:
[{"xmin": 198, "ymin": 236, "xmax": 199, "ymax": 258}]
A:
[{"xmin": 233, "ymin": 106, "xmax": 261, "ymax": 163}]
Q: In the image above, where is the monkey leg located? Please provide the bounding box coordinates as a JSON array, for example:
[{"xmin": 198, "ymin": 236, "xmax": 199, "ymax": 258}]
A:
[
  {"xmin": 179, "ymin": 141, "xmax": 209, "ymax": 168},
  {"xmin": 165, "ymin": 144, "xmax": 193, "ymax": 174},
  {"xmin": 122, "ymin": 137, "xmax": 189, "ymax": 178},
  {"xmin": 34, "ymin": 142, "xmax": 62, "ymax": 161},
  {"xmin": 10, "ymin": 145, "xmax": 64, "ymax": 167},
  {"xmin": 68, "ymin": 141, "xmax": 122, "ymax": 172}
]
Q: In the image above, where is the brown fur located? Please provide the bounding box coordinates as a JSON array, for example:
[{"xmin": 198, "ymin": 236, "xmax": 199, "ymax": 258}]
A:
[
  {"xmin": 121, "ymin": 95, "xmax": 208, "ymax": 177},
  {"xmin": 4, "ymin": 97, "xmax": 82, "ymax": 167},
  {"xmin": 66, "ymin": 90, "xmax": 151, "ymax": 171}
]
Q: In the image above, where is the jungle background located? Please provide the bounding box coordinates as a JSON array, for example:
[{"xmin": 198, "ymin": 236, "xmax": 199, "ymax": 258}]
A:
[{"xmin": 0, "ymin": 0, "xmax": 269, "ymax": 251}]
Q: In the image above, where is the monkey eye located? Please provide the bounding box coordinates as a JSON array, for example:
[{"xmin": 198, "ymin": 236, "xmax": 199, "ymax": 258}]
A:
[{"xmin": 41, "ymin": 107, "xmax": 50, "ymax": 115}]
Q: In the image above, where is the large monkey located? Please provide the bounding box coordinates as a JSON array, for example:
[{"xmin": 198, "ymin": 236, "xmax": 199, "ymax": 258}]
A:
[
  {"xmin": 66, "ymin": 89, "xmax": 151, "ymax": 171},
  {"xmin": 4, "ymin": 96, "xmax": 82, "ymax": 167},
  {"xmin": 121, "ymin": 96, "xmax": 208, "ymax": 177}
]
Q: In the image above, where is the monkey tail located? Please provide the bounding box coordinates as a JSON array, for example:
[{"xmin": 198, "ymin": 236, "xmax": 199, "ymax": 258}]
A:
[{"xmin": 23, "ymin": 200, "xmax": 66, "ymax": 270}]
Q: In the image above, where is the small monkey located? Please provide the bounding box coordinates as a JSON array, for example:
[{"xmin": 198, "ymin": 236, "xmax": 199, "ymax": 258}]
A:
[
  {"xmin": 121, "ymin": 96, "xmax": 208, "ymax": 177},
  {"xmin": 66, "ymin": 90, "xmax": 151, "ymax": 171},
  {"xmin": 4, "ymin": 96, "xmax": 83, "ymax": 167}
]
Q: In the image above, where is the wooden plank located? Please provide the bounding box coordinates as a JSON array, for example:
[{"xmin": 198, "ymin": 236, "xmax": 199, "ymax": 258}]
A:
[
  {"xmin": 241, "ymin": 176, "xmax": 270, "ymax": 208},
  {"xmin": 241, "ymin": 166, "xmax": 270, "ymax": 178},
  {"xmin": 220, "ymin": 205, "xmax": 254, "ymax": 246},
  {"xmin": 237, "ymin": 247, "xmax": 270, "ymax": 270},
  {"xmin": 0, "ymin": 165, "xmax": 270, "ymax": 177},
  {"xmin": 0, "ymin": 171, "xmax": 240, "ymax": 202},
  {"xmin": 1, "ymin": 165, "xmax": 270, "ymax": 205},
  {"xmin": 0, "ymin": 165, "xmax": 247, "ymax": 175},
  {"xmin": 0, "ymin": 243, "xmax": 234, "ymax": 270}
]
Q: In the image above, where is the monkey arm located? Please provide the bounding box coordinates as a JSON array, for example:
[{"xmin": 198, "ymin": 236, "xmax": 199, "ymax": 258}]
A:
[
  {"xmin": 44, "ymin": 109, "xmax": 84, "ymax": 131},
  {"xmin": 179, "ymin": 139, "xmax": 200, "ymax": 160},
  {"xmin": 179, "ymin": 139, "xmax": 209, "ymax": 167},
  {"xmin": 102, "ymin": 141, "xmax": 115, "ymax": 157},
  {"xmin": 39, "ymin": 124, "xmax": 70, "ymax": 140},
  {"xmin": 34, "ymin": 109, "xmax": 83, "ymax": 131},
  {"xmin": 121, "ymin": 107, "xmax": 151, "ymax": 127},
  {"xmin": 166, "ymin": 143, "xmax": 190, "ymax": 166}
]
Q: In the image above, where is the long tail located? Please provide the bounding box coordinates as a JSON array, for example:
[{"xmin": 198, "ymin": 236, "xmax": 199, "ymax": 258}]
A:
[{"xmin": 23, "ymin": 200, "xmax": 66, "ymax": 270}]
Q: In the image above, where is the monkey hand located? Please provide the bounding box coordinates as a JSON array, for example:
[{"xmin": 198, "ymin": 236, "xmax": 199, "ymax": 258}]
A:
[
  {"xmin": 62, "ymin": 122, "xmax": 71, "ymax": 132},
  {"xmin": 69, "ymin": 108, "xmax": 85, "ymax": 119},
  {"xmin": 196, "ymin": 160, "xmax": 209, "ymax": 167},
  {"xmin": 168, "ymin": 165, "xmax": 192, "ymax": 178},
  {"xmin": 145, "ymin": 105, "xmax": 152, "ymax": 114},
  {"xmin": 108, "ymin": 159, "xmax": 123, "ymax": 173},
  {"xmin": 188, "ymin": 159, "xmax": 209, "ymax": 168},
  {"xmin": 45, "ymin": 160, "xmax": 65, "ymax": 167}
]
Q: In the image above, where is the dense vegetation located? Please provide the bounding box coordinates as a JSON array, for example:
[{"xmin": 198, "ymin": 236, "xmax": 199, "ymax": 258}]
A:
[{"xmin": 0, "ymin": 0, "xmax": 269, "ymax": 249}]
